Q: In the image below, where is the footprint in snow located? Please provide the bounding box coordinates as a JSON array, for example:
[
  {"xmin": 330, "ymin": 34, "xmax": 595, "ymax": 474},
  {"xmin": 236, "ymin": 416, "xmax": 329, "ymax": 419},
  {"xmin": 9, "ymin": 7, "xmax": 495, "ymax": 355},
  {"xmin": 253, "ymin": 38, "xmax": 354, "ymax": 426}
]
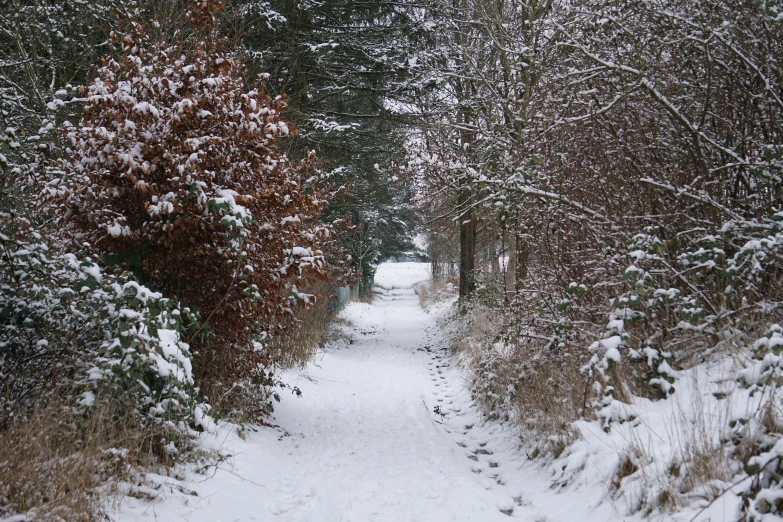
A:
[{"xmin": 497, "ymin": 497, "xmax": 516, "ymax": 516}]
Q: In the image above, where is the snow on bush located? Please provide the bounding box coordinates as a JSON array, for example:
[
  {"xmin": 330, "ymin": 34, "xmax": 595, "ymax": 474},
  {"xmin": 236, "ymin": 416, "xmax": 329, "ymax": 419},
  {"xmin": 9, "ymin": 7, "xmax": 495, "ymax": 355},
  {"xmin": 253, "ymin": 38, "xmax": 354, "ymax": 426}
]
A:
[
  {"xmin": 560, "ymin": 214, "xmax": 783, "ymax": 515},
  {"xmin": 41, "ymin": 1, "xmax": 352, "ymax": 413},
  {"xmin": 0, "ymin": 229, "xmax": 205, "ymax": 437},
  {"xmin": 443, "ymin": 211, "xmax": 783, "ymax": 516}
]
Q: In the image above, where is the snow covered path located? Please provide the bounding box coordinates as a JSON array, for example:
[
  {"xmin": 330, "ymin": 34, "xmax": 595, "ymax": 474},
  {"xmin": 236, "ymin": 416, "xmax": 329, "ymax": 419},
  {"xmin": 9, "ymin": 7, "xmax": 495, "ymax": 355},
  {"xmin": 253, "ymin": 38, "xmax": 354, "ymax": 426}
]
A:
[{"xmin": 114, "ymin": 263, "xmax": 621, "ymax": 522}]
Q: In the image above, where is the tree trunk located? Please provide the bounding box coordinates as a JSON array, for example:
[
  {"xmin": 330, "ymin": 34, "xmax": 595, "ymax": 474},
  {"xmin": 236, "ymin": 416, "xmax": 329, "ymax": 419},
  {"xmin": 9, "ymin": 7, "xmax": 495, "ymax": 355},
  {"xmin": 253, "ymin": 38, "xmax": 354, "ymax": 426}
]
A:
[
  {"xmin": 514, "ymin": 230, "xmax": 528, "ymax": 293},
  {"xmin": 458, "ymin": 187, "xmax": 476, "ymax": 302},
  {"xmin": 490, "ymin": 239, "xmax": 500, "ymax": 274},
  {"xmin": 506, "ymin": 232, "xmax": 516, "ymax": 296}
]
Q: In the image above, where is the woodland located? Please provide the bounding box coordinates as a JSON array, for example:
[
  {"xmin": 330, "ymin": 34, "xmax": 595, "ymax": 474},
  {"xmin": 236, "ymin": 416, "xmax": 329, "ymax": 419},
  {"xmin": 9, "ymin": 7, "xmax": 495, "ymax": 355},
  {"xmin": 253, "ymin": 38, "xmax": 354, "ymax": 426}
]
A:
[{"xmin": 1, "ymin": 0, "xmax": 783, "ymax": 520}]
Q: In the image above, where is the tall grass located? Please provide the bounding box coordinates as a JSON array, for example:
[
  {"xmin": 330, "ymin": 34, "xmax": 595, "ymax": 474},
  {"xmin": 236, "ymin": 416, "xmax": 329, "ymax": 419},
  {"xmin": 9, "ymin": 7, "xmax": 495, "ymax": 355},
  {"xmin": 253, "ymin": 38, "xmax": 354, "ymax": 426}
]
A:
[{"xmin": 0, "ymin": 400, "xmax": 176, "ymax": 521}]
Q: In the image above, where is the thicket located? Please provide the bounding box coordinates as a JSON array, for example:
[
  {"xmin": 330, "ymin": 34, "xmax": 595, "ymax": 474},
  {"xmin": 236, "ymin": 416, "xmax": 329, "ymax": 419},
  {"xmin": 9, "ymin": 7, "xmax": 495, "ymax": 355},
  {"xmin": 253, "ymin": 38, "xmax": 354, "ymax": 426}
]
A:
[
  {"xmin": 44, "ymin": 3, "xmax": 352, "ymax": 411},
  {"xmin": 1, "ymin": 0, "xmax": 354, "ymax": 518},
  {"xmin": 411, "ymin": 0, "xmax": 783, "ymax": 517}
]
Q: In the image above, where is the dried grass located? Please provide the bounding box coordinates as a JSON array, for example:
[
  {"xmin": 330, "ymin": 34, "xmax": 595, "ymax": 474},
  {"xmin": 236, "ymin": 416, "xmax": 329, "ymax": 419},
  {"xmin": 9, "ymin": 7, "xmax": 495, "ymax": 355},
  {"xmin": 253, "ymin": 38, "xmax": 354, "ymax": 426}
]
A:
[
  {"xmin": 416, "ymin": 277, "xmax": 457, "ymax": 308},
  {"xmin": 669, "ymin": 377, "xmax": 733, "ymax": 505},
  {"xmin": 0, "ymin": 400, "xmax": 169, "ymax": 521},
  {"xmin": 611, "ymin": 453, "xmax": 640, "ymax": 491},
  {"xmin": 200, "ymin": 283, "xmax": 346, "ymax": 419},
  {"xmin": 618, "ymin": 378, "xmax": 737, "ymax": 514},
  {"xmin": 510, "ymin": 349, "xmax": 583, "ymax": 448},
  {"xmin": 268, "ymin": 284, "xmax": 337, "ymax": 370},
  {"xmin": 450, "ymin": 302, "xmax": 580, "ymax": 454}
]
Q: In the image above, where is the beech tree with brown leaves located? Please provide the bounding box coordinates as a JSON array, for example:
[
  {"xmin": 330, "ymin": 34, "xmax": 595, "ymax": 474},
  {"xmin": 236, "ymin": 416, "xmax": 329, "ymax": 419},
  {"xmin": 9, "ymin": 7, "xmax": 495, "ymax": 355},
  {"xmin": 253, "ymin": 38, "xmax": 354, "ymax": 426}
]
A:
[{"xmin": 44, "ymin": 1, "xmax": 352, "ymax": 410}]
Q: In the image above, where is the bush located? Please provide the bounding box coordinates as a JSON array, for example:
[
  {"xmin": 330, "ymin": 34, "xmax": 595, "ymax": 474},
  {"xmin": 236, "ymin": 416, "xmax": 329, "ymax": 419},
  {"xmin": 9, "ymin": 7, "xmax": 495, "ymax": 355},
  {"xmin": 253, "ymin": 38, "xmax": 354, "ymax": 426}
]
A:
[
  {"xmin": 0, "ymin": 226, "xmax": 206, "ymax": 437},
  {"xmin": 584, "ymin": 213, "xmax": 783, "ymax": 415},
  {"xmin": 42, "ymin": 2, "xmax": 352, "ymax": 414}
]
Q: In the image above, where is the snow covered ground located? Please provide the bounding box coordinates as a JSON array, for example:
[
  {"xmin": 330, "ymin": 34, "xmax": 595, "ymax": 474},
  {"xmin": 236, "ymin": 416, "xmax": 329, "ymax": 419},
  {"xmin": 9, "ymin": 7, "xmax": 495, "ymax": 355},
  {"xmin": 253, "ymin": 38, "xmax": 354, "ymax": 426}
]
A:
[{"xmin": 109, "ymin": 262, "xmax": 739, "ymax": 522}]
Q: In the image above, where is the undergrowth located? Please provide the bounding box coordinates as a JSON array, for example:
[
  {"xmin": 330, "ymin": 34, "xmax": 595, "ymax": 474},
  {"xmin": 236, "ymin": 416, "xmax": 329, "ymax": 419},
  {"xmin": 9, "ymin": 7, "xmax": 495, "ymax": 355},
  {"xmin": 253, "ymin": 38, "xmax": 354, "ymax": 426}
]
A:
[
  {"xmin": 423, "ymin": 249, "xmax": 783, "ymax": 519},
  {"xmin": 0, "ymin": 402, "xmax": 177, "ymax": 521}
]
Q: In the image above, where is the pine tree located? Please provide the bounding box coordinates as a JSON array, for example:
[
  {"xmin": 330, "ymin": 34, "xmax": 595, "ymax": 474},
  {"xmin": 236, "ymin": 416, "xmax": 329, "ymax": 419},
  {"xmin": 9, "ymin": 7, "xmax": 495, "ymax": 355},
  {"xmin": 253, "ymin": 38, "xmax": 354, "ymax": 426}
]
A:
[{"xmin": 222, "ymin": 0, "xmax": 429, "ymax": 284}]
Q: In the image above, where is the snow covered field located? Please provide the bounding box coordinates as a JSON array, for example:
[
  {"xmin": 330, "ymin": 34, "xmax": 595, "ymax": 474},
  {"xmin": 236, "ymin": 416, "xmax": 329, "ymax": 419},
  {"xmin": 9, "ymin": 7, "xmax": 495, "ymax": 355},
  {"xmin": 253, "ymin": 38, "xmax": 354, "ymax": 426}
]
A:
[{"xmin": 110, "ymin": 262, "xmax": 738, "ymax": 522}]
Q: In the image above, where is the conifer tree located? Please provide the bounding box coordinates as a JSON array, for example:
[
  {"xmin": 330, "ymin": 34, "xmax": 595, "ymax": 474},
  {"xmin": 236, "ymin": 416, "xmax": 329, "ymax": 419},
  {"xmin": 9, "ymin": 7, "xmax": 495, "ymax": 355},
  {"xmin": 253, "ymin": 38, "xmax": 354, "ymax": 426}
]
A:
[{"xmin": 223, "ymin": 0, "xmax": 430, "ymax": 283}]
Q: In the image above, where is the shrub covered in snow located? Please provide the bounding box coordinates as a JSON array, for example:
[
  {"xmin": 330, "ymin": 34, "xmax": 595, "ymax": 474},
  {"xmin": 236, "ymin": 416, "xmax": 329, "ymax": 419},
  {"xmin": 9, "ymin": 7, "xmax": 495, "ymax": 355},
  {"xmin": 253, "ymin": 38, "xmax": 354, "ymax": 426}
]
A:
[
  {"xmin": 586, "ymin": 214, "xmax": 783, "ymax": 409},
  {"xmin": 0, "ymin": 225, "xmax": 206, "ymax": 439},
  {"xmin": 42, "ymin": 2, "xmax": 352, "ymax": 414},
  {"xmin": 448, "ymin": 212, "xmax": 783, "ymax": 515}
]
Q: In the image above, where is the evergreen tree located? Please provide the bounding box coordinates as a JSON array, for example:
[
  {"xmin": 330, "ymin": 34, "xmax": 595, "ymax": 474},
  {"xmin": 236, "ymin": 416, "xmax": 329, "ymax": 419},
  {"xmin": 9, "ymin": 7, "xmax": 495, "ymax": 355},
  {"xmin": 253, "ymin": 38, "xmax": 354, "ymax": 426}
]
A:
[{"xmin": 223, "ymin": 0, "xmax": 430, "ymax": 283}]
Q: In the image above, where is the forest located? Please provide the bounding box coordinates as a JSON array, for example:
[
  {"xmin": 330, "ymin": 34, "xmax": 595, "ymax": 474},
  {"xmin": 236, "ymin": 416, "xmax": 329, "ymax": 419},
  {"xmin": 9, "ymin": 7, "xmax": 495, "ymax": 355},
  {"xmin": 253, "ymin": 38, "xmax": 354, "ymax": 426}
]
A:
[{"xmin": 1, "ymin": 0, "xmax": 782, "ymax": 520}]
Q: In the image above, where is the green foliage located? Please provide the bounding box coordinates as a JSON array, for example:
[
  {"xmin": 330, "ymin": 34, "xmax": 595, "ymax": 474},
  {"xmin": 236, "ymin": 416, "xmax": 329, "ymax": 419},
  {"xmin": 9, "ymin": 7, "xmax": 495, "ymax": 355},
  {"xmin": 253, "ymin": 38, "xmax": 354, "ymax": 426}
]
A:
[
  {"xmin": 225, "ymin": 0, "xmax": 424, "ymax": 266},
  {"xmin": 0, "ymin": 0, "xmax": 130, "ymax": 166},
  {"xmin": 470, "ymin": 270, "xmax": 506, "ymax": 310},
  {"xmin": 0, "ymin": 224, "xmax": 208, "ymax": 439}
]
